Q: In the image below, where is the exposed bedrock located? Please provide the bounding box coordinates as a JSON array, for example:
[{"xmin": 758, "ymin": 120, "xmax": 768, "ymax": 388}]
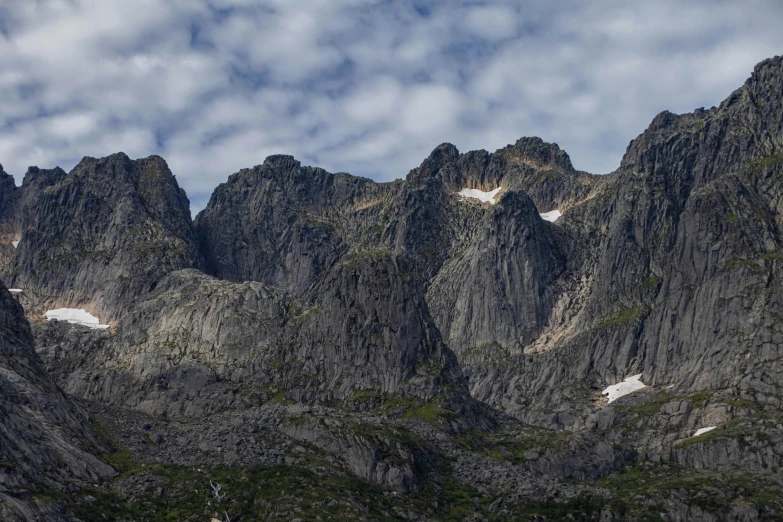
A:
[
  {"xmin": 36, "ymin": 256, "xmax": 480, "ymax": 425},
  {"xmin": 0, "ymin": 281, "xmax": 114, "ymax": 520},
  {"xmin": 0, "ymin": 153, "xmax": 201, "ymax": 324}
]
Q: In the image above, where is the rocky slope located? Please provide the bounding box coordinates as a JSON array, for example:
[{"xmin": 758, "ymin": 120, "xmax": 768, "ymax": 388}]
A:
[
  {"xmin": 36, "ymin": 258, "xmax": 475, "ymax": 422},
  {"xmin": 0, "ymin": 283, "xmax": 114, "ymax": 521},
  {"xmin": 0, "ymin": 56, "xmax": 782, "ymax": 521}
]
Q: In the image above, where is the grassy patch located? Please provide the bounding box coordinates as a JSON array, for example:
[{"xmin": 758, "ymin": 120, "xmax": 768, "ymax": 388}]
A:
[
  {"xmin": 349, "ymin": 389, "xmax": 381, "ymax": 405},
  {"xmin": 67, "ymin": 448, "xmax": 783, "ymax": 521},
  {"xmin": 105, "ymin": 449, "xmax": 139, "ymax": 475},
  {"xmin": 722, "ymin": 397, "xmax": 752, "ymax": 409},
  {"xmin": 407, "ymin": 401, "xmax": 458, "ymax": 425},
  {"xmin": 750, "ymin": 154, "xmax": 783, "ymax": 174},
  {"xmin": 374, "ymin": 395, "xmax": 421, "ymax": 415},
  {"xmin": 597, "ymin": 307, "xmax": 643, "ymax": 330},
  {"xmin": 31, "ymin": 487, "xmax": 67, "ymax": 502},
  {"xmin": 724, "ymin": 257, "xmax": 757, "ymax": 270},
  {"xmin": 687, "ymin": 390, "xmax": 711, "ymax": 409},
  {"xmin": 675, "ymin": 415, "xmax": 754, "ymax": 450},
  {"xmin": 676, "ymin": 427, "xmax": 724, "ymax": 450},
  {"xmin": 594, "ymin": 462, "xmax": 783, "ymax": 515},
  {"xmin": 268, "ymin": 389, "xmax": 296, "ymax": 405},
  {"xmin": 87, "ymin": 414, "xmax": 112, "ymax": 442},
  {"xmin": 374, "ymin": 395, "xmax": 459, "ymax": 425},
  {"xmin": 617, "ymin": 391, "xmax": 672, "ymax": 418},
  {"xmin": 142, "ymin": 432, "xmax": 158, "ymax": 447},
  {"xmin": 455, "ymin": 428, "xmax": 574, "ymax": 465},
  {"xmin": 351, "ymin": 422, "xmax": 425, "ymax": 447}
]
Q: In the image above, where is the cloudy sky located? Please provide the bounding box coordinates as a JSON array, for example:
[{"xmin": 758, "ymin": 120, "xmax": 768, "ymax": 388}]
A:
[{"xmin": 1, "ymin": 0, "xmax": 782, "ymax": 213}]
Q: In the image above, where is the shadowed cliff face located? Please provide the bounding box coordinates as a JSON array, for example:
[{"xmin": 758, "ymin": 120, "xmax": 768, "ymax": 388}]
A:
[
  {"xmin": 0, "ymin": 165, "xmax": 20, "ymax": 270},
  {"xmin": 426, "ymin": 190, "xmax": 570, "ymax": 356},
  {"xmin": 0, "ymin": 282, "xmax": 113, "ymax": 520}
]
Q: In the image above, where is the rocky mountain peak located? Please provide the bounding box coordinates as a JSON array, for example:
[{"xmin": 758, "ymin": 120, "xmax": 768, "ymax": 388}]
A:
[
  {"xmin": 746, "ymin": 54, "xmax": 783, "ymax": 88},
  {"xmin": 504, "ymin": 136, "xmax": 574, "ymax": 173},
  {"xmin": 70, "ymin": 152, "xmax": 178, "ymax": 190},
  {"xmin": 427, "ymin": 142, "xmax": 461, "ymax": 164},
  {"xmin": 1, "ymin": 153, "xmax": 202, "ymax": 323},
  {"xmin": 21, "ymin": 165, "xmax": 67, "ymax": 188},
  {"xmin": 0, "ymin": 168, "xmax": 14, "ymax": 191},
  {"xmin": 405, "ymin": 142, "xmax": 461, "ymax": 183},
  {"xmin": 261, "ymin": 154, "xmax": 301, "ymax": 170}
]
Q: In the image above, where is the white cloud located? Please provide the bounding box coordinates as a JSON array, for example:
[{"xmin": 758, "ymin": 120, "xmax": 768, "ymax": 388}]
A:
[
  {"xmin": 344, "ymin": 77, "xmax": 403, "ymax": 124},
  {"xmin": 0, "ymin": 0, "xmax": 782, "ymax": 213},
  {"xmin": 46, "ymin": 112, "xmax": 99, "ymax": 139},
  {"xmin": 462, "ymin": 5, "xmax": 519, "ymax": 41},
  {"xmin": 399, "ymin": 84, "xmax": 463, "ymax": 136}
]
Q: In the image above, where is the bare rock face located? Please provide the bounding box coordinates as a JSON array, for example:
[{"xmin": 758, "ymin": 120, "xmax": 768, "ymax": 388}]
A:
[
  {"xmin": 194, "ymin": 155, "xmax": 393, "ymax": 297},
  {"xmin": 35, "ymin": 269, "xmax": 294, "ymax": 417},
  {"xmin": 0, "ymin": 282, "xmax": 113, "ymax": 520},
  {"xmin": 462, "ymin": 56, "xmax": 783, "ymax": 426},
  {"xmin": 1, "ymin": 153, "xmax": 201, "ymax": 323},
  {"xmin": 426, "ymin": 190, "xmax": 570, "ymax": 356},
  {"xmin": 290, "ymin": 254, "xmax": 468, "ymax": 406},
  {"xmin": 38, "ymin": 255, "xmax": 474, "ymax": 422}
]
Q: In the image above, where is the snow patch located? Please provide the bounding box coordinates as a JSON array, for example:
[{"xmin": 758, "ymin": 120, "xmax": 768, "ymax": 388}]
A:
[
  {"xmin": 458, "ymin": 187, "xmax": 502, "ymax": 204},
  {"xmin": 602, "ymin": 374, "xmax": 646, "ymax": 403},
  {"xmin": 45, "ymin": 308, "xmax": 110, "ymax": 329},
  {"xmin": 539, "ymin": 210, "xmax": 562, "ymax": 222},
  {"xmin": 8, "ymin": 289, "xmax": 22, "ymax": 293},
  {"xmin": 692, "ymin": 426, "xmax": 717, "ymax": 438},
  {"xmin": 11, "ymin": 241, "xmax": 18, "ymax": 248}
]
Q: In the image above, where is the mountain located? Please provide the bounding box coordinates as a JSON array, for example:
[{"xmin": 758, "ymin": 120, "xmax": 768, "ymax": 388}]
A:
[
  {"xmin": 0, "ymin": 153, "xmax": 202, "ymax": 324},
  {"xmin": 0, "ymin": 56, "xmax": 782, "ymax": 521}
]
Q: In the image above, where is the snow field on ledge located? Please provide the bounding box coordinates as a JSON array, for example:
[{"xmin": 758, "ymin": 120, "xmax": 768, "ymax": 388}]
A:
[
  {"xmin": 602, "ymin": 374, "xmax": 646, "ymax": 403},
  {"xmin": 458, "ymin": 187, "xmax": 563, "ymax": 222},
  {"xmin": 458, "ymin": 187, "xmax": 502, "ymax": 204},
  {"xmin": 45, "ymin": 308, "xmax": 110, "ymax": 329}
]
